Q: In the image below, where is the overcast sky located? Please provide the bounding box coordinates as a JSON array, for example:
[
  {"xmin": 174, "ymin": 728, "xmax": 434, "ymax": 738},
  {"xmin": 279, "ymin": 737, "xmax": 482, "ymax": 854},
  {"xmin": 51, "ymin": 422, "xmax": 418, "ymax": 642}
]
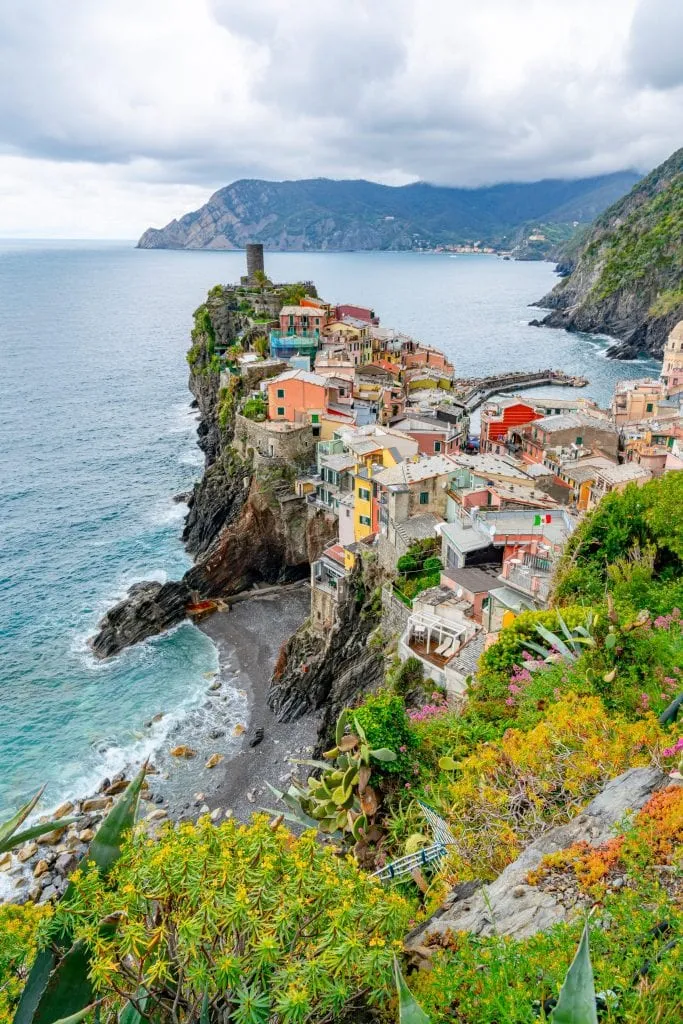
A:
[{"xmin": 0, "ymin": 0, "xmax": 681, "ymax": 238}]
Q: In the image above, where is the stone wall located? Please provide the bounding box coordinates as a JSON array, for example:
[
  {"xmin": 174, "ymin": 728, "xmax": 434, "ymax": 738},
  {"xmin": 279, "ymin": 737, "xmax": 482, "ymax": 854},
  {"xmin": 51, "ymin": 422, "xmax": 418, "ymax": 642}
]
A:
[
  {"xmin": 234, "ymin": 414, "xmax": 317, "ymax": 468},
  {"xmin": 381, "ymin": 582, "xmax": 411, "ymax": 639}
]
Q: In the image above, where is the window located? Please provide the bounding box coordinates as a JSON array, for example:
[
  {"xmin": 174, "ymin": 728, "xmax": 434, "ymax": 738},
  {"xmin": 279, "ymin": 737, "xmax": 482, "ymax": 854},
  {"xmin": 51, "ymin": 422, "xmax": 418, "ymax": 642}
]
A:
[
  {"xmin": 646, "ymin": 403, "xmax": 654, "ymax": 413},
  {"xmin": 277, "ymin": 407, "xmax": 285, "ymax": 417},
  {"xmin": 358, "ymin": 487, "xmax": 371, "ymax": 502},
  {"xmin": 555, "ymin": 408, "xmax": 561, "ymax": 415},
  {"xmin": 434, "ymin": 440, "xmax": 442, "ymax": 452},
  {"xmin": 276, "ymin": 388, "xmax": 285, "ymax": 398},
  {"xmin": 312, "ymin": 426, "xmax": 321, "ymax": 438},
  {"xmin": 576, "ymin": 436, "xmax": 583, "ymax": 445},
  {"xmin": 311, "ymin": 413, "xmax": 319, "ymax": 424},
  {"xmin": 359, "ymin": 515, "xmax": 371, "ymax": 527},
  {"xmin": 419, "ymin": 491, "xmax": 429, "ymax": 505}
]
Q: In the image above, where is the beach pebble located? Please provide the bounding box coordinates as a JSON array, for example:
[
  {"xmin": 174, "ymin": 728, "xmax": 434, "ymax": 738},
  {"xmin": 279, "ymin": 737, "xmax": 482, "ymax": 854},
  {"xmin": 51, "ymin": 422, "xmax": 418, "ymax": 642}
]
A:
[
  {"xmin": 55, "ymin": 853, "xmax": 79, "ymax": 877},
  {"xmin": 246, "ymin": 790, "xmax": 256, "ymax": 803},
  {"xmin": 0, "ymin": 852, "xmax": 13, "ymax": 871},
  {"xmin": 249, "ymin": 728, "xmax": 264, "ymax": 748},
  {"xmin": 199, "ymin": 804, "xmax": 210, "ymax": 814},
  {"xmin": 82, "ymin": 797, "xmax": 111, "ymax": 812},
  {"xmin": 28, "ymin": 883, "xmax": 42, "ymax": 902},
  {"xmin": 53, "ymin": 801, "xmax": 74, "ymax": 820},
  {"xmin": 39, "ymin": 885, "xmax": 58, "ymax": 903},
  {"xmin": 17, "ymin": 842, "xmax": 39, "ymax": 863},
  {"xmin": 170, "ymin": 745, "xmax": 196, "ymax": 759},
  {"xmin": 209, "ymin": 729, "xmax": 225, "ymax": 739},
  {"xmin": 78, "ymin": 828, "xmax": 95, "ymax": 842},
  {"xmin": 209, "ymin": 808, "xmax": 222, "ymax": 822},
  {"xmin": 145, "ymin": 809, "xmax": 168, "ymax": 822},
  {"xmin": 33, "ymin": 859, "xmax": 50, "ymax": 878},
  {"xmin": 205, "ymin": 753, "xmax": 224, "ymax": 769},
  {"xmin": 224, "ymin": 809, "xmax": 233, "ymax": 819},
  {"xmin": 194, "ymin": 792, "xmax": 205, "ymax": 802},
  {"xmin": 104, "ymin": 778, "xmax": 129, "ymax": 796},
  {"xmin": 208, "ymin": 681, "xmax": 221, "ymax": 692},
  {"xmin": 233, "ymin": 724, "xmax": 246, "ymax": 737}
]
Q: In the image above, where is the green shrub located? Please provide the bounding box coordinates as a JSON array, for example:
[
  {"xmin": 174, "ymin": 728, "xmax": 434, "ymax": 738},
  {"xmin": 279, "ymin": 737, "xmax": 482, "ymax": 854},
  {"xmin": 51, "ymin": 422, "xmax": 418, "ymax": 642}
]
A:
[
  {"xmin": 353, "ymin": 691, "xmax": 419, "ymax": 776},
  {"xmin": 50, "ymin": 816, "xmax": 413, "ymax": 1022},
  {"xmin": 393, "ymin": 656, "xmax": 425, "ymax": 698},
  {"xmin": 423, "ymin": 556, "xmax": 443, "ymax": 572},
  {"xmin": 242, "ymin": 395, "xmax": 267, "ymax": 421},
  {"xmin": 397, "ymin": 555, "xmax": 419, "ymax": 574}
]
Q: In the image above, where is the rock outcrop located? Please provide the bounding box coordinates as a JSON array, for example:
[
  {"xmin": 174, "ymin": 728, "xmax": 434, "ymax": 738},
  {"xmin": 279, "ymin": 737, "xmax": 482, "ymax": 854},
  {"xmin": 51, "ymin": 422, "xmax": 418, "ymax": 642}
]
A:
[
  {"xmin": 91, "ymin": 284, "xmax": 336, "ymax": 658},
  {"xmin": 268, "ymin": 560, "xmax": 384, "ymax": 743},
  {"xmin": 533, "ymin": 147, "xmax": 683, "ymax": 358},
  {"xmin": 411, "ymin": 767, "xmax": 677, "ymax": 945}
]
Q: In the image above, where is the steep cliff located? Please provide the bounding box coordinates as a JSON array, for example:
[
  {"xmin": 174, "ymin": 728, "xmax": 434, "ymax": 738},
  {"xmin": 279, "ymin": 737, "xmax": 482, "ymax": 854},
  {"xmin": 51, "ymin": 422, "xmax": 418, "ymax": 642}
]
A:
[
  {"xmin": 533, "ymin": 148, "xmax": 683, "ymax": 358},
  {"xmin": 91, "ymin": 284, "xmax": 335, "ymax": 658},
  {"xmin": 136, "ymin": 173, "xmax": 638, "ymax": 252},
  {"xmin": 268, "ymin": 559, "xmax": 385, "ymax": 744}
]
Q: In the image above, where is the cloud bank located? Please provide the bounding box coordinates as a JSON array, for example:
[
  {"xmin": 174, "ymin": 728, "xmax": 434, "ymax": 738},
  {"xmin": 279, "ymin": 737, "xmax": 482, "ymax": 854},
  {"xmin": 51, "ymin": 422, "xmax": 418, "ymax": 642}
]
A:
[{"xmin": 0, "ymin": 0, "xmax": 681, "ymax": 236}]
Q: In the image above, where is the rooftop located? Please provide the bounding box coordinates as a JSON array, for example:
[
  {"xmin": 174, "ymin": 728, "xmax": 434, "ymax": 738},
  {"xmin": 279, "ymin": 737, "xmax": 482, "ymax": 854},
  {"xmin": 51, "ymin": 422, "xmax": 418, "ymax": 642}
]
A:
[
  {"xmin": 279, "ymin": 305, "xmax": 326, "ymax": 317},
  {"xmin": 268, "ymin": 368, "xmax": 328, "ymax": 388},
  {"xmin": 452, "ymin": 452, "xmax": 533, "ymax": 481},
  {"xmin": 322, "ymin": 544, "xmax": 346, "ymax": 567},
  {"xmin": 595, "ymin": 463, "xmax": 652, "ymax": 485},
  {"xmin": 535, "ymin": 413, "xmax": 617, "ymax": 435},
  {"xmin": 442, "ymin": 566, "xmax": 500, "ymax": 593},
  {"xmin": 395, "ymin": 512, "xmax": 443, "ymax": 544},
  {"xmin": 374, "ymin": 454, "xmax": 457, "ymax": 487}
]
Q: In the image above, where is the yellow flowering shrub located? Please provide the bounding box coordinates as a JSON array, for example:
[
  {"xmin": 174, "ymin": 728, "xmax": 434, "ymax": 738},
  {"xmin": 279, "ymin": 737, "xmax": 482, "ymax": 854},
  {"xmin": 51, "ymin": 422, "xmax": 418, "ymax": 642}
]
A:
[
  {"xmin": 429, "ymin": 693, "xmax": 663, "ymax": 886},
  {"xmin": 50, "ymin": 814, "xmax": 413, "ymax": 1023},
  {"xmin": 0, "ymin": 903, "xmax": 52, "ymax": 1024}
]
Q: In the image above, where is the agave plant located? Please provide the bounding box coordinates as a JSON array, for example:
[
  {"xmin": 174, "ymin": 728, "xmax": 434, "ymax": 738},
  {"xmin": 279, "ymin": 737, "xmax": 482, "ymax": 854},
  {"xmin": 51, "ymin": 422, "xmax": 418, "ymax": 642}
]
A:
[
  {"xmin": 524, "ymin": 610, "xmax": 598, "ymax": 666},
  {"xmin": 394, "ymin": 957, "xmax": 430, "ymax": 1023},
  {"xmin": 551, "ymin": 920, "xmax": 598, "ymax": 1024},
  {"xmin": 266, "ymin": 708, "xmax": 396, "ymax": 867},
  {"xmin": 14, "ymin": 765, "xmax": 147, "ymax": 1024},
  {"xmin": 0, "ymin": 787, "xmax": 76, "ymax": 856}
]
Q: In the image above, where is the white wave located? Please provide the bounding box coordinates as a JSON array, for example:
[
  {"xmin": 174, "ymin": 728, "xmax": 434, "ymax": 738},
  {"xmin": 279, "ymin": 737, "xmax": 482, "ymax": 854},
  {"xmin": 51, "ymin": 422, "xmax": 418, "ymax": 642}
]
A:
[
  {"xmin": 149, "ymin": 500, "xmax": 188, "ymax": 527},
  {"xmin": 168, "ymin": 402, "xmax": 200, "ymax": 435},
  {"xmin": 179, "ymin": 449, "xmax": 204, "ymax": 468}
]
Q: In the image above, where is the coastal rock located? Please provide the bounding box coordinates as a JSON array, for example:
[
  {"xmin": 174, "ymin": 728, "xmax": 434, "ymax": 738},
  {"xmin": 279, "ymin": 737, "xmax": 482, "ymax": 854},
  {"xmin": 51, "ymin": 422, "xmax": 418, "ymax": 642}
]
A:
[
  {"xmin": 55, "ymin": 852, "xmax": 79, "ymax": 876},
  {"xmin": 17, "ymin": 842, "xmax": 38, "ymax": 863},
  {"xmin": 53, "ymin": 800, "xmax": 74, "ymax": 819},
  {"xmin": 170, "ymin": 745, "xmax": 196, "ymax": 759},
  {"xmin": 38, "ymin": 827, "xmax": 67, "ymax": 846},
  {"xmin": 82, "ymin": 797, "xmax": 111, "ymax": 812},
  {"xmin": 412, "ymin": 767, "xmax": 677, "ymax": 944},
  {"xmin": 0, "ymin": 853, "xmax": 12, "ymax": 871},
  {"xmin": 205, "ymin": 753, "xmax": 224, "ymax": 769},
  {"xmin": 90, "ymin": 579, "xmax": 192, "ymax": 660},
  {"xmin": 268, "ymin": 561, "xmax": 384, "ymax": 743}
]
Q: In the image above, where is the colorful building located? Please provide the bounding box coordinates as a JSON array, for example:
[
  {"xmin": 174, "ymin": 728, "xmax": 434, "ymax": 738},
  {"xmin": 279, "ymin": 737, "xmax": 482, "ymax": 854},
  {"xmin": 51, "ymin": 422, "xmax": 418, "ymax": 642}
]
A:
[
  {"xmin": 480, "ymin": 398, "xmax": 541, "ymax": 453},
  {"xmin": 661, "ymin": 320, "xmax": 683, "ymax": 394},
  {"xmin": 266, "ymin": 368, "xmax": 327, "ymax": 427}
]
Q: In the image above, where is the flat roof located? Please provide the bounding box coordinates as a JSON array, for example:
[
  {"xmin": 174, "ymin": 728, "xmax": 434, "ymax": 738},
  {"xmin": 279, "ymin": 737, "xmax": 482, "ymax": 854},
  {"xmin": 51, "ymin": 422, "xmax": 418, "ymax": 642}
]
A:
[
  {"xmin": 373, "ymin": 454, "xmax": 457, "ymax": 486},
  {"xmin": 442, "ymin": 566, "xmax": 500, "ymax": 593}
]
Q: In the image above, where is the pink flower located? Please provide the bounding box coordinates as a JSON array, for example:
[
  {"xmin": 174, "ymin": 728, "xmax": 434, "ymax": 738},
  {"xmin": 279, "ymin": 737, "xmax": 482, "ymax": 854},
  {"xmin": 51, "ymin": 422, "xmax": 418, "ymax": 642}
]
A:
[
  {"xmin": 660, "ymin": 737, "xmax": 683, "ymax": 758},
  {"xmin": 639, "ymin": 693, "xmax": 650, "ymax": 710},
  {"xmin": 521, "ymin": 650, "xmax": 533, "ymax": 661},
  {"xmin": 399, "ymin": 745, "xmax": 407, "ymax": 753},
  {"xmin": 404, "ymin": 782, "xmax": 411, "ymax": 789},
  {"xmin": 508, "ymin": 683, "xmax": 522, "ymax": 695},
  {"xmin": 505, "ymin": 697, "xmax": 516, "ymax": 707}
]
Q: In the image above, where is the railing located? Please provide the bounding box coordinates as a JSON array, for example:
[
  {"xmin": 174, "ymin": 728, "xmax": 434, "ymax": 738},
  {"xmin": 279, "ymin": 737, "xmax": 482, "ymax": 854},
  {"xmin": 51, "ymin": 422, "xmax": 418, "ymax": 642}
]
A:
[{"xmin": 506, "ymin": 565, "xmax": 551, "ymax": 601}]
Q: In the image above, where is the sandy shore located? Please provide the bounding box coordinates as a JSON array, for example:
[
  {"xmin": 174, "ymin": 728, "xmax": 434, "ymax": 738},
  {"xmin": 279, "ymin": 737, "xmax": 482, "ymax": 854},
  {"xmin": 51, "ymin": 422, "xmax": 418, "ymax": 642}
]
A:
[{"xmin": 159, "ymin": 585, "xmax": 321, "ymax": 823}]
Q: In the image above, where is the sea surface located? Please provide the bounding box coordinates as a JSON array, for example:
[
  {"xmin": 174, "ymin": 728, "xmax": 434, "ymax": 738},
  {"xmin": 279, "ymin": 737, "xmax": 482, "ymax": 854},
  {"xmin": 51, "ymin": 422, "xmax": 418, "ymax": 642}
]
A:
[{"xmin": 0, "ymin": 242, "xmax": 661, "ymax": 811}]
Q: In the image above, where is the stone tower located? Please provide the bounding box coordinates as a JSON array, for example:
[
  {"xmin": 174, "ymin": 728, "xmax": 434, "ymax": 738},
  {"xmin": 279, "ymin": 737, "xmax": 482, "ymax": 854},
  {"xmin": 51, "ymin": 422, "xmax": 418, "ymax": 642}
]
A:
[
  {"xmin": 246, "ymin": 243, "xmax": 265, "ymax": 285},
  {"xmin": 661, "ymin": 320, "xmax": 683, "ymax": 395}
]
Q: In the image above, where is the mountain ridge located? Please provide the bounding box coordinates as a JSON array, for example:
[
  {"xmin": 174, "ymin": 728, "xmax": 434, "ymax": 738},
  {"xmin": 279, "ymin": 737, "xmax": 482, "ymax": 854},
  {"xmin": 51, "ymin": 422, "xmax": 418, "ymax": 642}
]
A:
[
  {"xmin": 136, "ymin": 171, "xmax": 640, "ymax": 253},
  {"xmin": 533, "ymin": 147, "xmax": 683, "ymax": 358}
]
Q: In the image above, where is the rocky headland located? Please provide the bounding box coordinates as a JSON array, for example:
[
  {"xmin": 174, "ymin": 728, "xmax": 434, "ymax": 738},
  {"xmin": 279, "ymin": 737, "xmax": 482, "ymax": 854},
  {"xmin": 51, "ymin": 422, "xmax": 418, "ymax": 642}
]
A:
[{"xmin": 531, "ymin": 146, "xmax": 683, "ymax": 359}]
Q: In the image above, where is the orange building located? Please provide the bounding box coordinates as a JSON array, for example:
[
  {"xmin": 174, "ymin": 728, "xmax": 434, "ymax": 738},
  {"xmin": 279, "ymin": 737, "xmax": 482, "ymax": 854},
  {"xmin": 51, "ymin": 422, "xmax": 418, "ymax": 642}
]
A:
[{"xmin": 266, "ymin": 369, "xmax": 328, "ymax": 425}]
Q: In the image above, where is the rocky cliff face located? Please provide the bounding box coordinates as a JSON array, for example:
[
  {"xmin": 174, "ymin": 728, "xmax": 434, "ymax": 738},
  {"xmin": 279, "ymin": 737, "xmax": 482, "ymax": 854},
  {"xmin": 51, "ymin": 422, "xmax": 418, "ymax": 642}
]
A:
[
  {"xmin": 91, "ymin": 286, "xmax": 335, "ymax": 658},
  {"xmin": 268, "ymin": 560, "xmax": 384, "ymax": 744},
  {"xmin": 533, "ymin": 148, "xmax": 683, "ymax": 358}
]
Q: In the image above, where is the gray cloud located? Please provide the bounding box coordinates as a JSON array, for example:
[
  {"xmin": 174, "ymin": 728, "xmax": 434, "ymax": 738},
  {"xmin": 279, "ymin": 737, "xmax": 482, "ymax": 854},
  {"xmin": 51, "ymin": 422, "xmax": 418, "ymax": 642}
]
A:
[
  {"xmin": 0, "ymin": 0, "xmax": 681, "ymax": 235},
  {"xmin": 627, "ymin": 0, "xmax": 683, "ymax": 90}
]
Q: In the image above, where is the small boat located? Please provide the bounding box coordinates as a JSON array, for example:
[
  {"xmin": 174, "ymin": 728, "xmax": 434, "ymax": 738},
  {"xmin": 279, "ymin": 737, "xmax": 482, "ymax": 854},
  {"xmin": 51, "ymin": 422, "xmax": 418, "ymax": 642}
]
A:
[{"xmin": 186, "ymin": 599, "xmax": 222, "ymax": 618}]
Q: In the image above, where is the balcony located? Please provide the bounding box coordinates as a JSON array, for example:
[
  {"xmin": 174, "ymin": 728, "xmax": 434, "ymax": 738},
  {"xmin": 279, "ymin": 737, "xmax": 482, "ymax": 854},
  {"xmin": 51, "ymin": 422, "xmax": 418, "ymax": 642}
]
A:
[{"xmin": 269, "ymin": 330, "xmax": 321, "ymax": 357}]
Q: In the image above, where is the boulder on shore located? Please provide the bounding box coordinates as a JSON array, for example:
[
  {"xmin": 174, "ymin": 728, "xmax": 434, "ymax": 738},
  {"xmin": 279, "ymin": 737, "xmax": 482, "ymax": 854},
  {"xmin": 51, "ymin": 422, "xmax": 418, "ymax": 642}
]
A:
[{"xmin": 89, "ymin": 579, "xmax": 191, "ymax": 659}]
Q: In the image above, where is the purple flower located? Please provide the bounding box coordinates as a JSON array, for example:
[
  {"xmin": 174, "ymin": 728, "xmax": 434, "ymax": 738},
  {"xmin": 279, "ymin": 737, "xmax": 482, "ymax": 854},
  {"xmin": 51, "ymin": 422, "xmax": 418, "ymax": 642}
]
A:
[
  {"xmin": 505, "ymin": 697, "xmax": 516, "ymax": 707},
  {"xmin": 399, "ymin": 745, "xmax": 407, "ymax": 753},
  {"xmin": 404, "ymin": 782, "xmax": 411, "ymax": 789},
  {"xmin": 508, "ymin": 683, "xmax": 522, "ymax": 695},
  {"xmin": 639, "ymin": 693, "xmax": 650, "ymax": 710}
]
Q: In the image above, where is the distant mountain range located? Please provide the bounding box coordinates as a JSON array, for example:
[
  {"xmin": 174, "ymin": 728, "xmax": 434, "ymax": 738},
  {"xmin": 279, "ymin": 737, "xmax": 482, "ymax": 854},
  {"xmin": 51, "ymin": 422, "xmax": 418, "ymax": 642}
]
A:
[
  {"xmin": 137, "ymin": 172, "xmax": 640, "ymax": 254},
  {"xmin": 533, "ymin": 147, "xmax": 683, "ymax": 358}
]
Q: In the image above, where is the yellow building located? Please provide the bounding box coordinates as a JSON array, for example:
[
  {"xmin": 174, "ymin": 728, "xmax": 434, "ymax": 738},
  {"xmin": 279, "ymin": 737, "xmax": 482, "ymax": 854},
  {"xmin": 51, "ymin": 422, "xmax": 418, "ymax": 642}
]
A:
[{"xmin": 347, "ymin": 430, "xmax": 418, "ymax": 541}]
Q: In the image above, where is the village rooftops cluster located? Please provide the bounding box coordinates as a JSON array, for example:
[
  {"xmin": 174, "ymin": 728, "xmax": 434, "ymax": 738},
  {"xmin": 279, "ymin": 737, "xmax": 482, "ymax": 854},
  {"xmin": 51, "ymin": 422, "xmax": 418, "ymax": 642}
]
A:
[{"xmin": 221, "ymin": 253, "xmax": 682, "ymax": 702}]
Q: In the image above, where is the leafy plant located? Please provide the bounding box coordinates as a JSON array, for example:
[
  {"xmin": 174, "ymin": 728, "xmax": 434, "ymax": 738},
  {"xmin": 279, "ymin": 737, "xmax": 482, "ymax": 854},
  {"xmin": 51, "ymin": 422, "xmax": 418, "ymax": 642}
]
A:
[
  {"xmin": 550, "ymin": 921, "xmax": 597, "ymax": 1024},
  {"xmin": 14, "ymin": 766, "xmax": 147, "ymax": 1024},
  {"xmin": 523, "ymin": 610, "xmax": 598, "ymax": 664},
  {"xmin": 267, "ymin": 709, "xmax": 397, "ymax": 867},
  {"xmin": 47, "ymin": 816, "xmax": 412, "ymax": 1022},
  {"xmin": 394, "ymin": 957, "xmax": 430, "ymax": 1023},
  {"xmin": 0, "ymin": 789, "xmax": 75, "ymax": 855}
]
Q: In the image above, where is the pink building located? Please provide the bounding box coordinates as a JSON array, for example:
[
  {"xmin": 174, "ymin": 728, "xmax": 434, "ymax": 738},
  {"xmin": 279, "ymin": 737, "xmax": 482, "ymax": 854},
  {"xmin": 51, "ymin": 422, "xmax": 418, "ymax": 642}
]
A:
[
  {"xmin": 266, "ymin": 369, "xmax": 328, "ymax": 423},
  {"xmin": 278, "ymin": 306, "xmax": 327, "ymax": 336},
  {"xmin": 335, "ymin": 303, "xmax": 378, "ymax": 325}
]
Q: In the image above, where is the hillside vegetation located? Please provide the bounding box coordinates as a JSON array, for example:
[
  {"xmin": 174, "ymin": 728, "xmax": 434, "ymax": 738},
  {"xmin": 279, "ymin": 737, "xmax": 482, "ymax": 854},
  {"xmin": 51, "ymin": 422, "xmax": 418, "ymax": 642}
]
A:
[{"xmin": 535, "ymin": 147, "xmax": 683, "ymax": 357}]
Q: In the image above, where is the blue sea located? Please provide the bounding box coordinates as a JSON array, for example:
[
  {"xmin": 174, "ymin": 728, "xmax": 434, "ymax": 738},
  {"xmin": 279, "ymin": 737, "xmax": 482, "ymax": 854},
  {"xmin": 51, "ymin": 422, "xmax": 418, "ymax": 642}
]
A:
[{"xmin": 0, "ymin": 242, "xmax": 661, "ymax": 811}]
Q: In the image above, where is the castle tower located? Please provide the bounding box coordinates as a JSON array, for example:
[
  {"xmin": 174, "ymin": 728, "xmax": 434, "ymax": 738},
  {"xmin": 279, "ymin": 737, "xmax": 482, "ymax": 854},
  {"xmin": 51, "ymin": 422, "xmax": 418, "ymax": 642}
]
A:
[
  {"xmin": 661, "ymin": 320, "xmax": 683, "ymax": 394},
  {"xmin": 246, "ymin": 243, "xmax": 265, "ymax": 285}
]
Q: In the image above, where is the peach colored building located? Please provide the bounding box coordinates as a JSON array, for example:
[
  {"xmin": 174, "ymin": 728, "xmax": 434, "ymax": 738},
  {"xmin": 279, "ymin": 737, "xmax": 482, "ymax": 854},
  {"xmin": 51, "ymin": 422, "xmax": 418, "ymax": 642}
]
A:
[
  {"xmin": 266, "ymin": 369, "xmax": 328, "ymax": 425},
  {"xmin": 661, "ymin": 320, "xmax": 683, "ymax": 394}
]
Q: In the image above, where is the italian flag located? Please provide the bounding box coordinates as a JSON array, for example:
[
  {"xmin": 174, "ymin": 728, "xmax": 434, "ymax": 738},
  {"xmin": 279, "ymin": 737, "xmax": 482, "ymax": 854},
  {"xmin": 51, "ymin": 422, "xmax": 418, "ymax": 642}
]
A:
[{"xmin": 534, "ymin": 513, "xmax": 552, "ymax": 525}]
